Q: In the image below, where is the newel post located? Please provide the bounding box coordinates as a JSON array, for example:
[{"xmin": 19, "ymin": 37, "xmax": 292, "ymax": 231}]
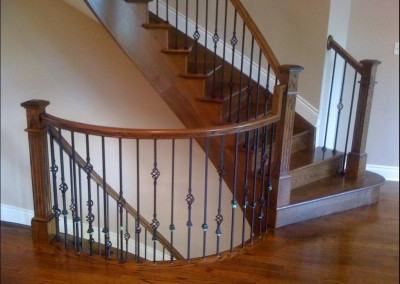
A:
[
  {"xmin": 271, "ymin": 65, "xmax": 304, "ymax": 208},
  {"xmin": 21, "ymin": 99, "xmax": 55, "ymax": 243},
  {"xmin": 345, "ymin": 60, "xmax": 380, "ymax": 180}
]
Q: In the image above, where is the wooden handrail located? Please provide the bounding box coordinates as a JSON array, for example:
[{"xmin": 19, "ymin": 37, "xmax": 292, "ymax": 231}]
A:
[
  {"xmin": 41, "ymin": 85, "xmax": 283, "ymax": 139},
  {"xmin": 49, "ymin": 127, "xmax": 184, "ymax": 260},
  {"xmin": 327, "ymin": 35, "xmax": 364, "ymax": 74},
  {"xmin": 230, "ymin": 0, "xmax": 284, "ymax": 83}
]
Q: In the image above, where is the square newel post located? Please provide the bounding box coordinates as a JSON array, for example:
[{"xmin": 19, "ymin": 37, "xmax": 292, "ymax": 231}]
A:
[
  {"xmin": 346, "ymin": 60, "xmax": 381, "ymax": 180},
  {"xmin": 21, "ymin": 100, "xmax": 55, "ymax": 243},
  {"xmin": 271, "ymin": 65, "xmax": 304, "ymax": 208}
]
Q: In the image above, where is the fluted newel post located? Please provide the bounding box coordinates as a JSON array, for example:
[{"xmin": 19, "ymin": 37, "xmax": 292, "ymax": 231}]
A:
[
  {"xmin": 346, "ymin": 60, "xmax": 380, "ymax": 180},
  {"xmin": 21, "ymin": 100, "xmax": 55, "ymax": 243},
  {"xmin": 270, "ymin": 65, "xmax": 304, "ymax": 209}
]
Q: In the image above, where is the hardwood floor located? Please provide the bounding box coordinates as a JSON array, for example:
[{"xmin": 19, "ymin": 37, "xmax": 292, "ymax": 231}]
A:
[{"xmin": 1, "ymin": 181, "xmax": 398, "ymax": 283}]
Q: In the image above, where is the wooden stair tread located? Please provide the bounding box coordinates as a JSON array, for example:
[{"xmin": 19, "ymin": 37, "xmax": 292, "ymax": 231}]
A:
[
  {"xmin": 290, "ymin": 147, "xmax": 343, "ymax": 171},
  {"xmin": 142, "ymin": 23, "xmax": 173, "ymax": 30},
  {"xmin": 288, "ymin": 171, "xmax": 385, "ymax": 205}
]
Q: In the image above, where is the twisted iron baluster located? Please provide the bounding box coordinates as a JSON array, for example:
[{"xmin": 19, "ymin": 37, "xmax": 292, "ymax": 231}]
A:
[
  {"xmin": 215, "ymin": 136, "xmax": 225, "ymax": 256},
  {"xmin": 220, "ymin": 0, "xmax": 228, "ymax": 100},
  {"xmin": 84, "ymin": 134, "xmax": 94, "ymax": 256},
  {"xmin": 101, "ymin": 137, "xmax": 111, "ymax": 259},
  {"xmin": 202, "ymin": 138, "xmax": 210, "ymax": 258},
  {"xmin": 211, "ymin": 0, "xmax": 220, "ymax": 98},
  {"xmin": 230, "ymin": 133, "xmax": 239, "ymax": 252},
  {"xmin": 203, "ymin": 0, "xmax": 209, "ymax": 74},
  {"xmin": 151, "ymin": 140, "xmax": 160, "ymax": 263},
  {"xmin": 49, "ymin": 129, "xmax": 60, "ymax": 241},
  {"xmin": 193, "ymin": 0, "xmax": 200, "ymax": 74},
  {"xmin": 135, "ymin": 139, "xmax": 142, "ymax": 262},
  {"xmin": 118, "ymin": 138, "xmax": 125, "ymax": 263},
  {"xmin": 246, "ymin": 37, "xmax": 255, "ymax": 121},
  {"xmin": 71, "ymin": 132, "xmax": 81, "ymax": 252},
  {"xmin": 170, "ymin": 140, "xmax": 176, "ymax": 262},
  {"xmin": 228, "ymin": 10, "xmax": 238, "ymax": 122},
  {"xmin": 58, "ymin": 129, "xmax": 69, "ymax": 248},
  {"xmin": 124, "ymin": 211, "xmax": 130, "ymax": 260},
  {"xmin": 186, "ymin": 139, "xmax": 194, "ymax": 260}
]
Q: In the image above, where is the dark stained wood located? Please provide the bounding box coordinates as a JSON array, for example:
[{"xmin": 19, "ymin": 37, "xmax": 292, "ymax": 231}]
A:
[
  {"xmin": 1, "ymin": 181, "xmax": 398, "ymax": 283},
  {"xmin": 290, "ymin": 147, "xmax": 344, "ymax": 189},
  {"xmin": 270, "ymin": 65, "xmax": 303, "ymax": 208},
  {"xmin": 21, "ymin": 100, "xmax": 56, "ymax": 243},
  {"xmin": 346, "ymin": 60, "xmax": 381, "ymax": 180},
  {"xmin": 327, "ymin": 35, "xmax": 365, "ymax": 73},
  {"xmin": 273, "ymin": 171, "xmax": 385, "ymax": 227}
]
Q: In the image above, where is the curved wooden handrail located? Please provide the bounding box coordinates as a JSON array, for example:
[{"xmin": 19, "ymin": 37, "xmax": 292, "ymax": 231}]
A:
[
  {"xmin": 49, "ymin": 127, "xmax": 184, "ymax": 260},
  {"xmin": 230, "ymin": 0, "xmax": 284, "ymax": 83},
  {"xmin": 42, "ymin": 85, "xmax": 283, "ymax": 139},
  {"xmin": 327, "ymin": 35, "xmax": 364, "ymax": 74}
]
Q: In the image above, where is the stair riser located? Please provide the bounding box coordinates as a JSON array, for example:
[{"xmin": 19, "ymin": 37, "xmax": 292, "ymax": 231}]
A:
[
  {"xmin": 290, "ymin": 155, "xmax": 343, "ymax": 189},
  {"xmin": 269, "ymin": 185, "xmax": 380, "ymax": 228}
]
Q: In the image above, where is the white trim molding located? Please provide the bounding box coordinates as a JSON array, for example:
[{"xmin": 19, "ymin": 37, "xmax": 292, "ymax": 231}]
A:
[{"xmin": 366, "ymin": 164, "xmax": 399, "ymax": 181}]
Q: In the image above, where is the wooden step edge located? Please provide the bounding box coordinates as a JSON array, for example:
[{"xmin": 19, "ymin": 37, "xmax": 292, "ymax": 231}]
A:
[
  {"xmin": 290, "ymin": 148, "xmax": 344, "ymax": 172},
  {"xmin": 196, "ymin": 97, "xmax": 224, "ymax": 104},
  {"xmin": 181, "ymin": 65, "xmax": 223, "ymax": 79},
  {"xmin": 142, "ymin": 23, "xmax": 173, "ymax": 30},
  {"xmin": 270, "ymin": 171, "xmax": 385, "ymax": 228}
]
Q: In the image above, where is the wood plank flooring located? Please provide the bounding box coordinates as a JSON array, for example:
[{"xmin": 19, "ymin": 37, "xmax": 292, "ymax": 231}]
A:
[{"xmin": 1, "ymin": 181, "xmax": 398, "ymax": 283}]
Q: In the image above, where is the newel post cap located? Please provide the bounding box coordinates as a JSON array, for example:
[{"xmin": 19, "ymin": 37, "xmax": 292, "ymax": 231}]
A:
[{"xmin": 21, "ymin": 99, "xmax": 50, "ymax": 109}]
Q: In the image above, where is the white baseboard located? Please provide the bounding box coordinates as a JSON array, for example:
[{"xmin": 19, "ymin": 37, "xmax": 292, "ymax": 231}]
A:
[
  {"xmin": 1, "ymin": 204, "xmax": 33, "ymax": 225},
  {"xmin": 296, "ymin": 95, "xmax": 319, "ymax": 126},
  {"xmin": 366, "ymin": 164, "xmax": 399, "ymax": 181}
]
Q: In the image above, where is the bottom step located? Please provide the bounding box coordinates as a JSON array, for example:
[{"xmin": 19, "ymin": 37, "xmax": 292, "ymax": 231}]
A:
[{"xmin": 269, "ymin": 171, "xmax": 385, "ymax": 228}]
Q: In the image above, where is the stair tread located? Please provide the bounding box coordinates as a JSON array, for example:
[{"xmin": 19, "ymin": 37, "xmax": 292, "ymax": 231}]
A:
[
  {"xmin": 288, "ymin": 171, "xmax": 385, "ymax": 206},
  {"xmin": 290, "ymin": 147, "xmax": 343, "ymax": 171}
]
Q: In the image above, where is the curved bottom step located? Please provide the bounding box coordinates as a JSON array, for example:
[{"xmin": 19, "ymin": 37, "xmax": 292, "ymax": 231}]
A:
[{"xmin": 269, "ymin": 171, "xmax": 385, "ymax": 228}]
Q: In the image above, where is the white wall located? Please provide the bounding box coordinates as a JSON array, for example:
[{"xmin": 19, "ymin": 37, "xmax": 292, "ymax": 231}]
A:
[
  {"xmin": 346, "ymin": 0, "xmax": 399, "ymax": 179},
  {"xmin": 1, "ymin": 0, "xmax": 247, "ymax": 258}
]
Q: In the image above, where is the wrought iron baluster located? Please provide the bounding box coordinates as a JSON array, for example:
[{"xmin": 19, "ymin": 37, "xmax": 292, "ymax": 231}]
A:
[
  {"xmin": 211, "ymin": 0, "xmax": 220, "ymax": 98},
  {"xmin": 202, "ymin": 138, "xmax": 210, "ymax": 258},
  {"xmin": 151, "ymin": 140, "xmax": 161, "ymax": 263},
  {"xmin": 84, "ymin": 134, "xmax": 94, "ymax": 256},
  {"xmin": 215, "ymin": 136, "xmax": 225, "ymax": 256},
  {"xmin": 333, "ymin": 62, "xmax": 348, "ymax": 153},
  {"xmin": 69, "ymin": 157, "xmax": 76, "ymax": 244},
  {"xmin": 342, "ymin": 71, "xmax": 359, "ymax": 174},
  {"xmin": 203, "ymin": 0, "xmax": 209, "ymax": 74},
  {"xmin": 193, "ymin": 0, "xmax": 200, "ymax": 74},
  {"xmin": 185, "ymin": 0, "xmax": 189, "ymax": 49},
  {"xmin": 186, "ymin": 139, "xmax": 194, "ymax": 260},
  {"xmin": 237, "ymin": 22, "xmax": 246, "ymax": 122},
  {"xmin": 145, "ymin": 228, "xmax": 148, "ymax": 260},
  {"xmin": 230, "ymin": 133, "xmax": 239, "ymax": 252},
  {"xmin": 58, "ymin": 129, "xmax": 69, "ymax": 248},
  {"xmin": 71, "ymin": 132, "xmax": 80, "ymax": 252},
  {"xmin": 49, "ymin": 130, "xmax": 60, "ymax": 241},
  {"xmin": 323, "ymin": 52, "xmax": 338, "ymax": 151},
  {"xmin": 78, "ymin": 167, "xmax": 84, "ymax": 251},
  {"xmin": 156, "ymin": 0, "xmax": 159, "ymax": 22},
  {"xmin": 220, "ymin": 0, "xmax": 228, "ymax": 100},
  {"xmin": 101, "ymin": 137, "xmax": 111, "ymax": 259},
  {"xmin": 251, "ymin": 128, "xmax": 259, "ymax": 242},
  {"xmin": 174, "ymin": 0, "xmax": 179, "ymax": 49},
  {"xmin": 228, "ymin": 10, "xmax": 238, "ymax": 122},
  {"xmin": 135, "ymin": 139, "xmax": 142, "ymax": 263},
  {"xmin": 118, "ymin": 138, "xmax": 125, "ymax": 262},
  {"xmin": 255, "ymin": 49, "xmax": 263, "ymax": 119},
  {"xmin": 242, "ymin": 129, "xmax": 251, "ymax": 247},
  {"xmin": 124, "ymin": 211, "xmax": 130, "ymax": 260},
  {"xmin": 259, "ymin": 125, "xmax": 268, "ymax": 235},
  {"xmin": 246, "ymin": 37, "xmax": 255, "ymax": 121},
  {"xmin": 170, "ymin": 140, "xmax": 176, "ymax": 262},
  {"xmin": 96, "ymin": 184, "xmax": 101, "ymax": 256},
  {"xmin": 165, "ymin": 0, "xmax": 169, "ymax": 23}
]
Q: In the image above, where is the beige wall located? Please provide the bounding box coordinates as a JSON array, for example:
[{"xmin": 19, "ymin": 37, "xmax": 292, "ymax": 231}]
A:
[
  {"xmin": 1, "ymin": 0, "xmax": 246, "ymax": 258},
  {"xmin": 242, "ymin": 0, "xmax": 331, "ymax": 109},
  {"xmin": 346, "ymin": 0, "xmax": 399, "ymax": 168}
]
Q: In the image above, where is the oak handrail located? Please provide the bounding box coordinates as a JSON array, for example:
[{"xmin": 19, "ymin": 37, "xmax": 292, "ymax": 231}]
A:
[
  {"xmin": 230, "ymin": 0, "xmax": 284, "ymax": 83},
  {"xmin": 327, "ymin": 35, "xmax": 364, "ymax": 74},
  {"xmin": 42, "ymin": 85, "xmax": 283, "ymax": 139},
  {"xmin": 48, "ymin": 127, "xmax": 184, "ymax": 260}
]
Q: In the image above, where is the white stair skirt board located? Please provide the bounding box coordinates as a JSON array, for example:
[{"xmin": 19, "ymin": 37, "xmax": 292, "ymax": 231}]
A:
[{"xmin": 1, "ymin": 204, "xmax": 169, "ymax": 261}]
